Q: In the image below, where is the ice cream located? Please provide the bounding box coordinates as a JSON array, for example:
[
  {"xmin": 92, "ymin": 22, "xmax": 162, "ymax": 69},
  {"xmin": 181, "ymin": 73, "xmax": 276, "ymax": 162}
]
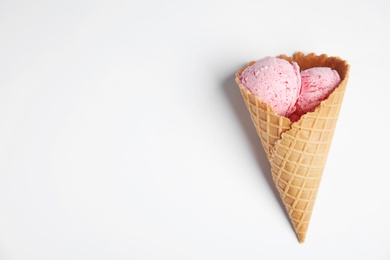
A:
[
  {"xmin": 239, "ymin": 56, "xmax": 341, "ymax": 122},
  {"xmin": 235, "ymin": 52, "xmax": 350, "ymax": 243},
  {"xmin": 290, "ymin": 67, "xmax": 341, "ymax": 121},
  {"xmin": 239, "ymin": 57, "xmax": 301, "ymax": 117}
]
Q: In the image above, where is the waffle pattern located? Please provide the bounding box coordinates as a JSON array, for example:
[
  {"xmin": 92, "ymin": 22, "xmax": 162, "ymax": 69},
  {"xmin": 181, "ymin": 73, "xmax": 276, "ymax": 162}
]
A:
[
  {"xmin": 236, "ymin": 52, "xmax": 350, "ymax": 243},
  {"xmin": 238, "ymin": 81, "xmax": 291, "ymax": 160}
]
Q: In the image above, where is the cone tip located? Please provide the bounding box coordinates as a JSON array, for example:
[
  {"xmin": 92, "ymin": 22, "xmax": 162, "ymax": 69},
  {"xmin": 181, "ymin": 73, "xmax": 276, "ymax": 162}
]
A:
[{"xmin": 297, "ymin": 233, "xmax": 306, "ymax": 244}]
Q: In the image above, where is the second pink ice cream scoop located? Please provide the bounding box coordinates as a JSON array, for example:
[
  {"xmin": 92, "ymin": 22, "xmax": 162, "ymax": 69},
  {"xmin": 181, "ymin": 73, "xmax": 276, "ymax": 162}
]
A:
[{"xmin": 291, "ymin": 67, "xmax": 341, "ymax": 120}]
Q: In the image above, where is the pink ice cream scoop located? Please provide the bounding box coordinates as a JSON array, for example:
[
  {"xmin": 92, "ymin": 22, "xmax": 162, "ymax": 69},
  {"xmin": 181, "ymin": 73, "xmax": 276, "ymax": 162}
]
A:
[
  {"xmin": 292, "ymin": 67, "xmax": 340, "ymax": 120},
  {"xmin": 239, "ymin": 57, "xmax": 301, "ymax": 117}
]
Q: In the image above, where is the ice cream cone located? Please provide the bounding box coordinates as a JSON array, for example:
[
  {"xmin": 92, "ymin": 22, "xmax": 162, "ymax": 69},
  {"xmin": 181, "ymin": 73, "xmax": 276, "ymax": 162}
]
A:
[{"xmin": 235, "ymin": 52, "xmax": 350, "ymax": 243}]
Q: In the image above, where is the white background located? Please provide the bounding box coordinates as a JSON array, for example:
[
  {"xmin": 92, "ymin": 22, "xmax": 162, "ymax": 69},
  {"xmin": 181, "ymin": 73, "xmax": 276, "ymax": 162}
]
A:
[{"xmin": 1, "ymin": 0, "xmax": 389, "ymax": 259}]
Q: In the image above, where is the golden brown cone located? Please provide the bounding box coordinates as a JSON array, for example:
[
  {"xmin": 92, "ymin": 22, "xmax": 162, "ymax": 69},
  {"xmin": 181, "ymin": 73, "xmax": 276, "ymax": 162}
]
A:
[{"xmin": 235, "ymin": 52, "xmax": 350, "ymax": 243}]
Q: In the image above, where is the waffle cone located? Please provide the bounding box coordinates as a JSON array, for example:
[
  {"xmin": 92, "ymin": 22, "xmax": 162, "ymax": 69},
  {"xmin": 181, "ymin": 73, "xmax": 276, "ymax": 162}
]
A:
[{"xmin": 235, "ymin": 52, "xmax": 350, "ymax": 243}]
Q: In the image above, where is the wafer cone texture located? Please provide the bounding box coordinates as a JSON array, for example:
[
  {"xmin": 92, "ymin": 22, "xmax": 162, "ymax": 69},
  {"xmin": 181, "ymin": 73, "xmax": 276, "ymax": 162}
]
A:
[{"xmin": 236, "ymin": 52, "xmax": 350, "ymax": 243}]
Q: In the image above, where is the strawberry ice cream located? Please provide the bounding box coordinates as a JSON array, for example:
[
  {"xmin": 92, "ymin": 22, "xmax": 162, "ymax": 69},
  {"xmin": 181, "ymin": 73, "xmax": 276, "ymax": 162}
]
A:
[
  {"xmin": 290, "ymin": 67, "xmax": 340, "ymax": 121},
  {"xmin": 238, "ymin": 56, "xmax": 341, "ymax": 122},
  {"xmin": 239, "ymin": 57, "xmax": 301, "ymax": 117}
]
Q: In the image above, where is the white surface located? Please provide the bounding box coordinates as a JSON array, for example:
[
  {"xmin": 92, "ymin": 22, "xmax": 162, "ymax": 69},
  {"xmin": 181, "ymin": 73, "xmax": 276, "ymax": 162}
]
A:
[{"xmin": 1, "ymin": 0, "xmax": 389, "ymax": 259}]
